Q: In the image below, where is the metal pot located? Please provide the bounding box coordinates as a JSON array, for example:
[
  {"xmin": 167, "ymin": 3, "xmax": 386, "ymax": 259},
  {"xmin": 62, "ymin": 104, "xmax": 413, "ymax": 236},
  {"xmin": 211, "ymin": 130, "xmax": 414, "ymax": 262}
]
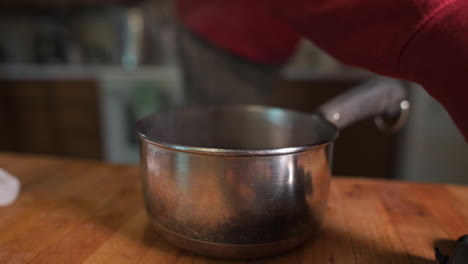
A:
[{"xmin": 136, "ymin": 77, "xmax": 409, "ymax": 259}]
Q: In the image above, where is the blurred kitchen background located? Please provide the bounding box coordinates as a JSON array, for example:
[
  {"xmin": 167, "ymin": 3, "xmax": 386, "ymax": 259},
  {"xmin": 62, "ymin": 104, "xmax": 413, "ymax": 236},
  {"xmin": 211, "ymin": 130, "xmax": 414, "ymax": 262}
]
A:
[{"xmin": 0, "ymin": 0, "xmax": 466, "ymax": 184}]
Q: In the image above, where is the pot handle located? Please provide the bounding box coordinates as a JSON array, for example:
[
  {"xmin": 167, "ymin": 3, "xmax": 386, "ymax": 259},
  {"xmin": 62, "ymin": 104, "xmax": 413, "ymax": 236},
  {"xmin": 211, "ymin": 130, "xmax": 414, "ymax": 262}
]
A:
[{"xmin": 318, "ymin": 77, "xmax": 409, "ymax": 130}]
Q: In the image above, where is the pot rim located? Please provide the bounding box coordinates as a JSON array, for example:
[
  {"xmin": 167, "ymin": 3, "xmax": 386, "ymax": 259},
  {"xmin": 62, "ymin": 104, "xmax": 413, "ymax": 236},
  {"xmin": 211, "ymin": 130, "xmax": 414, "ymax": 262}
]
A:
[
  {"xmin": 136, "ymin": 105, "xmax": 338, "ymax": 156},
  {"xmin": 137, "ymin": 131, "xmax": 337, "ymax": 157}
]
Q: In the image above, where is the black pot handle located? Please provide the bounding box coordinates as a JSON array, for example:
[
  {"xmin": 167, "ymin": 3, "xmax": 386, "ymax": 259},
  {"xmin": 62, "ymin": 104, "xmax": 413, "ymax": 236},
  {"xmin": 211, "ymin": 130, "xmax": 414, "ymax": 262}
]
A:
[{"xmin": 318, "ymin": 77, "xmax": 409, "ymax": 130}]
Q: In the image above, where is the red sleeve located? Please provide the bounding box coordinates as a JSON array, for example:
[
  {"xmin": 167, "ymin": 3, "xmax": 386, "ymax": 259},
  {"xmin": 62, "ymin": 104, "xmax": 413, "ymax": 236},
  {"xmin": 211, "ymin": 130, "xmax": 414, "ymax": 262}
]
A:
[
  {"xmin": 176, "ymin": 0, "xmax": 468, "ymax": 139},
  {"xmin": 398, "ymin": 1, "xmax": 468, "ymax": 139},
  {"xmin": 265, "ymin": 0, "xmax": 468, "ymax": 139}
]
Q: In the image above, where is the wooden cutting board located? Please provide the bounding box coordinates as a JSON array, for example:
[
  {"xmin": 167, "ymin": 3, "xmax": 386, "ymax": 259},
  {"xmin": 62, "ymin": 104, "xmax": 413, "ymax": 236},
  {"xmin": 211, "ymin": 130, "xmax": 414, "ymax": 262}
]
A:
[{"xmin": 0, "ymin": 152, "xmax": 467, "ymax": 264}]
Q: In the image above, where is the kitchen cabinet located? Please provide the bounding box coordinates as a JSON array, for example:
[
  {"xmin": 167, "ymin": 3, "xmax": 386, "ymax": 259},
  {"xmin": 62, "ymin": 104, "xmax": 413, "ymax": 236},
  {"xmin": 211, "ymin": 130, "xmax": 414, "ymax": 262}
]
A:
[
  {"xmin": 0, "ymin": 73, "xmax": 399, "ymax": 178},
  {"xmin": 0, "ymin": 80, "xmax": 102, "ymax": 159}
]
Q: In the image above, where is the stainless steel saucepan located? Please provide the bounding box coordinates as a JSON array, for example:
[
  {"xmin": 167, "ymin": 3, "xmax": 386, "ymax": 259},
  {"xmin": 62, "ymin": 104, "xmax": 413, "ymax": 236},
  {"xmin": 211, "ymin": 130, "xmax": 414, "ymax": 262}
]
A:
[{"xmin": 136, "ymin": 77, "xmax": 409, "ymax": 259}]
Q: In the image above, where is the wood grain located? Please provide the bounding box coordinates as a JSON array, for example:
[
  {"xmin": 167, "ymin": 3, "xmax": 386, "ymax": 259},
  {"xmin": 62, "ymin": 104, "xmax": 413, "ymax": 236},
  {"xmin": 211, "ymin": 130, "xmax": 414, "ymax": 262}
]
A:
[{"xmin": 0, "ymin": 152, "xmax": 467, "ymax": 264}]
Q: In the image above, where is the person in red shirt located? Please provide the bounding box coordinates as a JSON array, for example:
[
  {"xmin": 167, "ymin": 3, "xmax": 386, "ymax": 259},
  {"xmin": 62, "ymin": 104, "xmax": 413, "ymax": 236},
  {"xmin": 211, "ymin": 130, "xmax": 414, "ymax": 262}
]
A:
[{"xmin": 176, "ymin": 0, "xmax": 468, "ymax": 140}]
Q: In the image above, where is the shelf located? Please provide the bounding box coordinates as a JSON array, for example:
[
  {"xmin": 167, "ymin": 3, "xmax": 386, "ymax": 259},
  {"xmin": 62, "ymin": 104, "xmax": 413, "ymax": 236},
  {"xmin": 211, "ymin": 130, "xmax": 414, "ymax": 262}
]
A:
[{"xmin": 0, "ymin": 64, "xmax": 375, "ymax": 83}]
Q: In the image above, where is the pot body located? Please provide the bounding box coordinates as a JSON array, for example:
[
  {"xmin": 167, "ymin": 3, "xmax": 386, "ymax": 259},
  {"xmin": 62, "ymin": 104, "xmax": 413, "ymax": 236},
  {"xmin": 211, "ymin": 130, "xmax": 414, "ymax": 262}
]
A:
[
  {"xmin": 137, "ymin": 77, "xmax": 409, "ymax": 258},
  {"xmin": 139, "ymin": 139, "xmax": 333, "ymax": 258}
]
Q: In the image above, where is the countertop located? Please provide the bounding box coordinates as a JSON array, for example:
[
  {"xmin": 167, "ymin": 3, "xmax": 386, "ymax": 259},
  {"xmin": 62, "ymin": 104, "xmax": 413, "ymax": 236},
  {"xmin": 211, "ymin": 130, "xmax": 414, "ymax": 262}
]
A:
[{"xmin": 0, "ymin": 153, "xmax": 467, "ymax": 263}]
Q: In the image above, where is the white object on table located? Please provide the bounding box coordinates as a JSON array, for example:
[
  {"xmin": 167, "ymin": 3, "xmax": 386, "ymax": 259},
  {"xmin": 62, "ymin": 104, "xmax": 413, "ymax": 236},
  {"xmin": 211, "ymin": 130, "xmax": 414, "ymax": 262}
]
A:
[{"xmin": 0, "ymin": 169, "xmax": 20, "ymax": 206}]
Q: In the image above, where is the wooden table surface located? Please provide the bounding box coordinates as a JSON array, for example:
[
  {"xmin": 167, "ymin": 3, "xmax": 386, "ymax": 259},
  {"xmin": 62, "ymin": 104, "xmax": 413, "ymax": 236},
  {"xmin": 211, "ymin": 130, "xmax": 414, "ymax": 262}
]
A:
[{"xmin": 0, "ymin": 153, "xmax": 467, "ymax": 264}]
